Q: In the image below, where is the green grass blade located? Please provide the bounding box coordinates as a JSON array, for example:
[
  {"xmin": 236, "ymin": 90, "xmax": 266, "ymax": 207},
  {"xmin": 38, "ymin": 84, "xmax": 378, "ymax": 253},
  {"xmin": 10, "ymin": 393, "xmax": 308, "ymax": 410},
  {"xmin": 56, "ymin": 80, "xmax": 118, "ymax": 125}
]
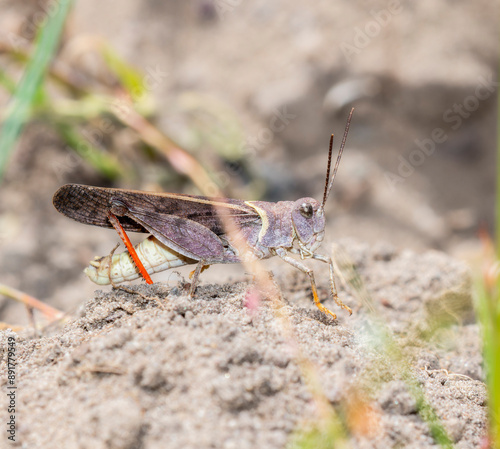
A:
[
  {"xmin": 475, "ymin": 275, "xmax": 500, "ymax": 448},
  {"xmin": 497, "ymin": 67, "xmax": 500, "ymax": 257},
  {"xmin": 490, "ymin": 62, "xmax": 500, "ymax": 449},
  {"xmin": 0, "ymin": 0, "xmax": 74, "ymax": 180},
  {"xmin": 331, "ymin": 244, "xmax": 455, "ymax": 448}
]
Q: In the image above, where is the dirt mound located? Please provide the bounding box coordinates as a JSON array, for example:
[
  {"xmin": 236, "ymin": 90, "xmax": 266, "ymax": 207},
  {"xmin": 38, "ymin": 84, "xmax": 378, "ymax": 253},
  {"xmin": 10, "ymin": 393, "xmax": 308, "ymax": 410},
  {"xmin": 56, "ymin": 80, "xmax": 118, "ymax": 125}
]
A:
[{"xmin": 0, "ymin": 241, "xmax": 486, "ymax": 448}]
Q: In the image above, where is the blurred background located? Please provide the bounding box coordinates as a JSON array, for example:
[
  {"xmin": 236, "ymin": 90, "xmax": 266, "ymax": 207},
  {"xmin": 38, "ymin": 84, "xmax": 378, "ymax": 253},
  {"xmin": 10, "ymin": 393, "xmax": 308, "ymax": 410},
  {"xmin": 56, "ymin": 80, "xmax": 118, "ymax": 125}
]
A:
[{"xmin": 0, "ymin": 0, "xmax": 497, "ymax": 323}]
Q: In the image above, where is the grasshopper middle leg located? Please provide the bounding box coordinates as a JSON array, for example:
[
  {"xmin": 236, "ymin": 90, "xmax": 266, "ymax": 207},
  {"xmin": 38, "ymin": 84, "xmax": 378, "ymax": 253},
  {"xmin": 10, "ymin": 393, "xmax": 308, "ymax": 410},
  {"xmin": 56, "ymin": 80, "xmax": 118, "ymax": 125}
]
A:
[
  {"xmin": 188, "ymin": 261, "xmax": 209, "ymax": 298},
  {"xmin": 275, "ymin": 248, "xmax": 341, "ymax": 319}
]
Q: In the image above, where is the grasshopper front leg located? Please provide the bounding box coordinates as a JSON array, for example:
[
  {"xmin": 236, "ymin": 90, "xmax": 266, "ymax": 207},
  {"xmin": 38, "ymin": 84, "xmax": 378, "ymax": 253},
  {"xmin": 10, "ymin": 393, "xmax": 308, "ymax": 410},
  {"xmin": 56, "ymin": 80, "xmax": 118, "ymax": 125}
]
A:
[
  {"xmin": 274, "ymin": 248, "xmax": 339, "ymax": 319},
  {"xmin": 312, "ymin": 253, "xmax": 352, "ymax": 315}
]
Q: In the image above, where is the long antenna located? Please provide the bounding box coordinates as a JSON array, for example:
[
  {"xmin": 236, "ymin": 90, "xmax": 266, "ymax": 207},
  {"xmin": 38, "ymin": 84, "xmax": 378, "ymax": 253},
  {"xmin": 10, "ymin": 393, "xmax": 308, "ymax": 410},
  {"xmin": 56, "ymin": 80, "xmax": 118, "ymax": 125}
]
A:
[
  {"xmin": 321, "ymin": 133, "xmax": 334, "ymax": 207},
  {"xmin": 321, "ymin": 107, "xmax": 354, "ymax": 209}
]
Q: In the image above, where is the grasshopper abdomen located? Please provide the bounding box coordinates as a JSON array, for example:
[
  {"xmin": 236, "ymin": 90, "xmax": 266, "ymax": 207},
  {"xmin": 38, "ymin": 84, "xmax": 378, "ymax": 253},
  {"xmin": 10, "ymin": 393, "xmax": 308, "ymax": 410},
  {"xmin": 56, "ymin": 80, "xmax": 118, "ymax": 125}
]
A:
[{"xmin": 85, "ymin": 236, "xmax": 195, "ymax": 285}]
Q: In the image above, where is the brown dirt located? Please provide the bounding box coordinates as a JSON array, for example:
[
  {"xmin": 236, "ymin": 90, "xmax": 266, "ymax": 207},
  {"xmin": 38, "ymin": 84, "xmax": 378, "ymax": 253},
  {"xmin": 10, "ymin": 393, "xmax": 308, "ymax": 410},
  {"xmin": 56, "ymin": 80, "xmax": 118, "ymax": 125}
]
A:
[{"xmin": 0, "ymin": 241, "xmax": 487, "ymax": 448}]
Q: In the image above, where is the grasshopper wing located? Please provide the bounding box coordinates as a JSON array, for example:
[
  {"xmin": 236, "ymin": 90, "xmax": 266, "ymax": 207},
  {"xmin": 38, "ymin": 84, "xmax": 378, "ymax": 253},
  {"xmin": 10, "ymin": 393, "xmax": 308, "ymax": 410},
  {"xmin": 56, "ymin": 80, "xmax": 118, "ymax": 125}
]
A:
[
  {"xmin": 125, "ymin": 210, "xmax": 239, "ymax": 264},
  {"xmin": 53, "ymin": 184, "xmax": 259, "ymax": 235}
]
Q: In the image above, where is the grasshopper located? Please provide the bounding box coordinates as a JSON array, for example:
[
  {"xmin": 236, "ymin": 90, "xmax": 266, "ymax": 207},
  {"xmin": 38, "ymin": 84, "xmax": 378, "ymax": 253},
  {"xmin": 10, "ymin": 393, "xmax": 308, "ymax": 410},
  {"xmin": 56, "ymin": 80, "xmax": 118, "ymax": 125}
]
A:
[{"xmin": 53, "ymin": 108, "xmax": 354, "ymax": 319}]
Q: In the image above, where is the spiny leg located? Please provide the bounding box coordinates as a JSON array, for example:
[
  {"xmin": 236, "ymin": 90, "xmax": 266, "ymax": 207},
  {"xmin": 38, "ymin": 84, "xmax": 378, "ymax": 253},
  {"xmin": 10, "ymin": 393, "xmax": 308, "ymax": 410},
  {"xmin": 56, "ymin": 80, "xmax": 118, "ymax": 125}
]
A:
[
  {"xmin": 313, "ymin": 253, "xmax": 352, "ymax": 315},
  {"xmin": 107, "ymin": 211, "xmax": 153, "ymax": 285},
  {"xmin": 275, "ymin": 248, "xmax": 337, "ymax": 319}
]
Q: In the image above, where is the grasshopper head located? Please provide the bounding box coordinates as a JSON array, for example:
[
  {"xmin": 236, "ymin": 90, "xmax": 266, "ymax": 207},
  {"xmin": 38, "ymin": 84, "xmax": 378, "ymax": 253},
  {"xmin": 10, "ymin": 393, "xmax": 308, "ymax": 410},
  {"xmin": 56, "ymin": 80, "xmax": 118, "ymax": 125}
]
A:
[
  {"xmin": 290, "ymin": 108, "xmax": 354, "ymax": 255},
  {"xmin": 291, "ymin": 198, "xmax": 325, "ymax": 253}
]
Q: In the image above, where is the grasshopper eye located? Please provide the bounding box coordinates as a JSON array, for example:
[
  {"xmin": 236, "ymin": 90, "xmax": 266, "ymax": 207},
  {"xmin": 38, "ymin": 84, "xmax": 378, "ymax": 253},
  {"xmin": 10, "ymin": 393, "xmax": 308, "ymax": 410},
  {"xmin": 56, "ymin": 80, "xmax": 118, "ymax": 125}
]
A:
[{"xmin": 299, "ymin": 202, "xmax": 313, "ymax": 219}]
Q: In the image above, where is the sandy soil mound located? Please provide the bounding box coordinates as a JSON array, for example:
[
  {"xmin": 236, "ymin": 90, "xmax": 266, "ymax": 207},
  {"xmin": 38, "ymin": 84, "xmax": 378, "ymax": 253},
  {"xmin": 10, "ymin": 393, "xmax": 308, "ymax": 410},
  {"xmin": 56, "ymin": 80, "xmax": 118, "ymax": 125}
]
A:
[{"xmin": 0, "ymin": 240, "xmax": 486, "ymax": 449}]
